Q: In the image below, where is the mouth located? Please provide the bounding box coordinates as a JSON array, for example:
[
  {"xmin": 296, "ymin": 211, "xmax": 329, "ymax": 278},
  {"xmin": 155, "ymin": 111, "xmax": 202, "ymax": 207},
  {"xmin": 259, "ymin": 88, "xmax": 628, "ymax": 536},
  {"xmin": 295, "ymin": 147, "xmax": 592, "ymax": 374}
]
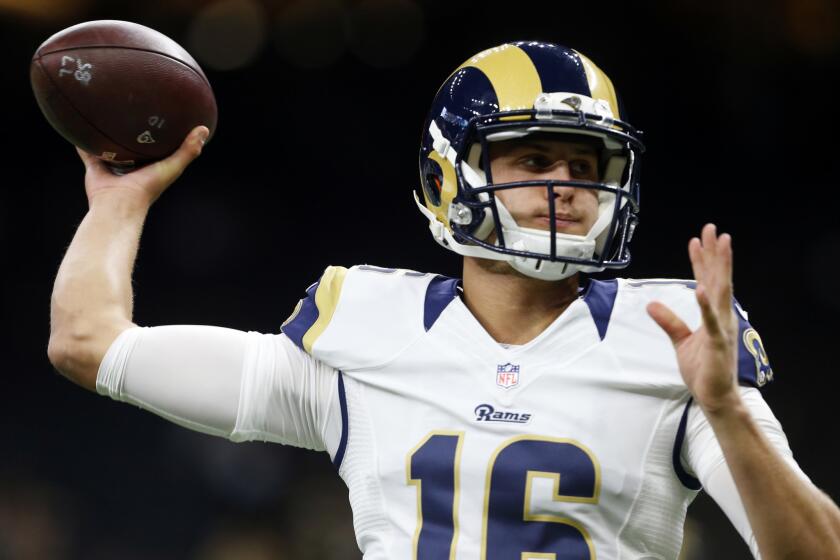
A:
[{"xmin": 537, "ymin": 215, "xmax": 579, "ymax": 230}]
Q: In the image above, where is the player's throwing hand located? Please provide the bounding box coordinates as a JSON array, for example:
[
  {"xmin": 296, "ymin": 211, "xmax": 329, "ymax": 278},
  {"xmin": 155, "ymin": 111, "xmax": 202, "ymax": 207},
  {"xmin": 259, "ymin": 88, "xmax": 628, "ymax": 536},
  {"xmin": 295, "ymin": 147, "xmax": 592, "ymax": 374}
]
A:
[
  {"xmin": 647, "ymin": 223, "xmax": 740, "ymax": 413},
  {"xmin": 76, "ymin": 125, "xmax": 209, "ymax": 208}
]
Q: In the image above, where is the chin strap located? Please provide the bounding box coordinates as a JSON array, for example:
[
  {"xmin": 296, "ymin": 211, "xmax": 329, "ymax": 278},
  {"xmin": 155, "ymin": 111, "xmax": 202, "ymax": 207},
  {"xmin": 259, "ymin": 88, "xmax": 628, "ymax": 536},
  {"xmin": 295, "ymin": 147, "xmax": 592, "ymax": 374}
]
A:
[
  {"xmin": 429, "ymin": 120, "xmax": 458, "ymax": 167},
  {"xmin": 586, "ymin": 197, "xmax": 616, "ymax": 244},
  {"xmin": 413, "ymin": 191, "xmax": 508, "ymax": 261},
  {"xmin": 495, "ymin": 201, "xmax": 596, "ymax": 259}
]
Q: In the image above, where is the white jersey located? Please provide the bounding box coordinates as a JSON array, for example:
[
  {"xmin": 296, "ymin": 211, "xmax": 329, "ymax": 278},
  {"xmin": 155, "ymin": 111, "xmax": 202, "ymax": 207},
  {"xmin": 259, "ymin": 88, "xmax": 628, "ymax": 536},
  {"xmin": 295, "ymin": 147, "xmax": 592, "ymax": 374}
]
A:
[{"xmin": 279, "ymin": 264, "xmax": 774, "ymax": 560}]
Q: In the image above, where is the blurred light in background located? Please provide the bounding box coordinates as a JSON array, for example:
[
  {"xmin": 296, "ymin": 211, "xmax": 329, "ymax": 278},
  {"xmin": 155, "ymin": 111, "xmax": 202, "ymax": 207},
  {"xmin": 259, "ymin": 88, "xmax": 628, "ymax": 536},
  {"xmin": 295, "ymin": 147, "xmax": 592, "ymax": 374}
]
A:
[
  {"xmin": 192, "ymin": 524, "xmax": 289, "ymax": 560},
  {"xmin": 0, "ymin": 0, "xmax": 92, "ymax": 21},
  {"xmin": 0, "ymin": 477, "xmax": 78, "ymax": 560},
  {"xmin": 273, "ymin": 0, "xmax": 347, "ymax": 68},
  {"xmin": 782, "ymin": 0, "xmax": 840, "ymax": 56},
  {"xmin": 187, "ymin": 0, "xmax": 269, "ymax": 71},
  {"xmin": 12, "ymin": 0, "xmax": 427, "ymax": 71},
  {"xmin": 346, "ymin": 0, "xmax": 424, "ymax": 68}
]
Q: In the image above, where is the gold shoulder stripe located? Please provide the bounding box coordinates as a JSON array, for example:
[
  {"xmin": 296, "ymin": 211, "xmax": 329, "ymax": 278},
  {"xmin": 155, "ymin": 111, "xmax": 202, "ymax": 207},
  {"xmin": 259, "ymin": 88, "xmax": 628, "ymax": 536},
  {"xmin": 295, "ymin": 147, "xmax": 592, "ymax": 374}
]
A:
[
  {"xmin": 302, "ymin": 265, "xmax": 348, "ymax": 353},
  {"xmin": 575, "ymin": 50, "xmax": 621, "ymax": 119},
  {"xmin": 458, "ymin": 44, "xmax": 542, "ymax": 112}
]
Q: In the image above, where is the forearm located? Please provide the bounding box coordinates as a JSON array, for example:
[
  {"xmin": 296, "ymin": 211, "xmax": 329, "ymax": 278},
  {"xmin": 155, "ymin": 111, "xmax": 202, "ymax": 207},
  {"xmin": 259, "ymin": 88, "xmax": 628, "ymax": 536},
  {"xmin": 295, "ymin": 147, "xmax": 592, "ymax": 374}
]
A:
[
  {"xmin": 48, "ymin": 191, "xmax": 150, "ymax": 389},
  {"xmin": 705, "ymin": 396, "xmax": 840, "ymax": 559}
]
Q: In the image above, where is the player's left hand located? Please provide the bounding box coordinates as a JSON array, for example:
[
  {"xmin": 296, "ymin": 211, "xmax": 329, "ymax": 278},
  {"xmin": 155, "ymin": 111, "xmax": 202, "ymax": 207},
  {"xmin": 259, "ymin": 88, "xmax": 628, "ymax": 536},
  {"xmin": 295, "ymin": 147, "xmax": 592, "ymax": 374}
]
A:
[{"xmin": 647, "ymin": 224, "xmax": 740, "ymax": 413}]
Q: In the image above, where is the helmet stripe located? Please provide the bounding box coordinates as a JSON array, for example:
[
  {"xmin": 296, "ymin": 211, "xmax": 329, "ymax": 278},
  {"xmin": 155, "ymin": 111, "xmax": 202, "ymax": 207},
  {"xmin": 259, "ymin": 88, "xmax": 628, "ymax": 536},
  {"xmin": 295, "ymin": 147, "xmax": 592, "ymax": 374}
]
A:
[
  {"xmin": 513, "ymin": 41, "xmax": 590, "ymax": 96},
  {"xmin": 574, "ymin": 50, "xmax": 621, "ymax": 119},
  {"xmin": 428, "ymin": 150, "xmax": 458, "ymax": 228},
  {"xmin": 458, "ymin": 44, "xmax": 541, "ymax": 111}
]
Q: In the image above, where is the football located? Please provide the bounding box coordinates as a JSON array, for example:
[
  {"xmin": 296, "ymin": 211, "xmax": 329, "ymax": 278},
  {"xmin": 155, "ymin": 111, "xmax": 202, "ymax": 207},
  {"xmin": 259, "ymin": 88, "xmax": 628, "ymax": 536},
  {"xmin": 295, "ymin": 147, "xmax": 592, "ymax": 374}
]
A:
[{"xmin": 30, "ymin": 20, "xmax": 217, "ymax": 168}]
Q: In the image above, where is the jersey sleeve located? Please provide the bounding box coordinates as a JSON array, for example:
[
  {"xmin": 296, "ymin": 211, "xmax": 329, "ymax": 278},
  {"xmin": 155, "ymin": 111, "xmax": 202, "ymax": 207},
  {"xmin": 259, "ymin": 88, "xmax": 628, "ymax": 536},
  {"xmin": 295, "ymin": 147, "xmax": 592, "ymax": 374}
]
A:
[
  {"xmin": 232, "ymin": 332, "xmax": 343, "ymax": 456},
  {"xmin": 96, "ymin": 325, "xmax": 344, "ymax": 457},
  {"xmin": 281, "ymin": 265, "xmax": 453, "ymax": 371},
  {"xmin": 681, "ymin": 387, "xmax": 811, "ymax": 557}
]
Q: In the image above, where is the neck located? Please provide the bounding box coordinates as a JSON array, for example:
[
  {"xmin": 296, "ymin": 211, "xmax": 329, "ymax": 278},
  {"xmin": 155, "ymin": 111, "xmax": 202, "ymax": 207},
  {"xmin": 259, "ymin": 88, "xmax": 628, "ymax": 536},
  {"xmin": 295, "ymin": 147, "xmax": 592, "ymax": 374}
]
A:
[{"xmin": 461, "ymin": 256, "xmax": 581, "ymax": 345}]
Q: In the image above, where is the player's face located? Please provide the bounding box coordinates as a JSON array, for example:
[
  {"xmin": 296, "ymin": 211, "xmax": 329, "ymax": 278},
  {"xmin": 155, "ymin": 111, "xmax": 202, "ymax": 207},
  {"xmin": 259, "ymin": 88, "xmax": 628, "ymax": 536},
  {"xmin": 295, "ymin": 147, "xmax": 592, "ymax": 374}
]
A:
[{"xmin": 488, "ymin": 135, "xmax": 600, "ymax": 236}]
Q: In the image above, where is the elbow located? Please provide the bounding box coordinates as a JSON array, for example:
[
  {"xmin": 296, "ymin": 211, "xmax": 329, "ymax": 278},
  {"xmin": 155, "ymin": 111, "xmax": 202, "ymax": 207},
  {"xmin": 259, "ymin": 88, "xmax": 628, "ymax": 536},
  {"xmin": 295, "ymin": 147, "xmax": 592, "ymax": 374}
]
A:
[
  {"xmin": 47, "ymin": 335, "xmax": 69, "ymax": 373},
  {"xmin": 47, "ymin": 320, "xmax": 133, "ymax": 392},
  {"xmin": 47, "ymin": 331, "xmax": 101, "ymax": 391}
]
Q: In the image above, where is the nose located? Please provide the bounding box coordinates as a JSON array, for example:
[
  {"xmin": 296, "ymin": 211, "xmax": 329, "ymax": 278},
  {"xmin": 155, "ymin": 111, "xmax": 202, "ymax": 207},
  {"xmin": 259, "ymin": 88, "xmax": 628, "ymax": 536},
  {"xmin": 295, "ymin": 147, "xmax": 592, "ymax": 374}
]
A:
[{"xmin": 540, "ymin": 163, "xmax": 575, "ymax": 201}]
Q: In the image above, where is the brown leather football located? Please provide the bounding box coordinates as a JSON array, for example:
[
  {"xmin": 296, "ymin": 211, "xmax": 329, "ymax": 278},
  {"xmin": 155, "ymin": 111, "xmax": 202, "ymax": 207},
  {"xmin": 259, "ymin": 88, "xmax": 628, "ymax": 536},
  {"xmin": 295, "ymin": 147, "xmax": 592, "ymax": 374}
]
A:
[{"xmin": 30, "ymin": 20, "xmax": 217, "ymax": 167}]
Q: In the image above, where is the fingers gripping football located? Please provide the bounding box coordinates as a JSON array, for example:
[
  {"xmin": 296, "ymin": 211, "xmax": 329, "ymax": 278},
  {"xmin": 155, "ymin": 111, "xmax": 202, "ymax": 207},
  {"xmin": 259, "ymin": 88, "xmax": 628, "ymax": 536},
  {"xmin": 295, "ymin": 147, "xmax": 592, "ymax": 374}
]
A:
[{"xmin": 78, "ymin": 126, "xmax": 208, "ymax": 207}]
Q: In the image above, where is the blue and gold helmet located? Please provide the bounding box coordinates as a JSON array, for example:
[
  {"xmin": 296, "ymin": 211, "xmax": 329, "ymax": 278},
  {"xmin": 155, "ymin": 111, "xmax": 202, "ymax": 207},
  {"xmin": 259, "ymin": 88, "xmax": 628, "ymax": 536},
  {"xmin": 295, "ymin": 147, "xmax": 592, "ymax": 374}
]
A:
[{"xmin": 415, "ymin": 41, "xmax": 644, "ymax": 280}]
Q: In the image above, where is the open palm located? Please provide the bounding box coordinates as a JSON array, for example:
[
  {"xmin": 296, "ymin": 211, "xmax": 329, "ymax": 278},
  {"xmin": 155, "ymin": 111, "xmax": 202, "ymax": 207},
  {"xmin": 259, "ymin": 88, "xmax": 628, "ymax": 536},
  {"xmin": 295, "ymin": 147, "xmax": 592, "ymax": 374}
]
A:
[{"xmin": 647, "ymin": 224, "xmax": 740, "ymax": 412}]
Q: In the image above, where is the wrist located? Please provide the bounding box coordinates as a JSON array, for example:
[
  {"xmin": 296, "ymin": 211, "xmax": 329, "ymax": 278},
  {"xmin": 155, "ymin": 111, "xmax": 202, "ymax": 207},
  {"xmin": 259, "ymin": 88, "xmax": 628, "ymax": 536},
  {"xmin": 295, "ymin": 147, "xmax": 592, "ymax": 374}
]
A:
[
  {"xmin": 88, "ymin": 188, "xmax": 152, "ymax": 218},
  {"xmin": 697, "ymin": 388, "xmax": 747, "ymax": 419}
]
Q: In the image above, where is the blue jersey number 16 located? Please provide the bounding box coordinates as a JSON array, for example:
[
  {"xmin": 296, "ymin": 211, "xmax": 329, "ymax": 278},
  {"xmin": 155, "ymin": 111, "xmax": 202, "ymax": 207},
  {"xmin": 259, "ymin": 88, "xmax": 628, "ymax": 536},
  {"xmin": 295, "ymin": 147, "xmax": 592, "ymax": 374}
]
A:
[{"xmin": 407, "ymin": 432, "xmax": 601, "ymax": 559}]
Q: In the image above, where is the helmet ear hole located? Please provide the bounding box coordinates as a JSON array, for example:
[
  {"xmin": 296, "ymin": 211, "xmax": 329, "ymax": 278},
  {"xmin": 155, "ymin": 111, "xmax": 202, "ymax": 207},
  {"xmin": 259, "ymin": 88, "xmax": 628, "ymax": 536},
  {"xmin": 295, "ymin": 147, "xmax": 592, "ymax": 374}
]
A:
[{"xmin": 422, "ymin": 158, "xmax": 444, "ymax": 206}]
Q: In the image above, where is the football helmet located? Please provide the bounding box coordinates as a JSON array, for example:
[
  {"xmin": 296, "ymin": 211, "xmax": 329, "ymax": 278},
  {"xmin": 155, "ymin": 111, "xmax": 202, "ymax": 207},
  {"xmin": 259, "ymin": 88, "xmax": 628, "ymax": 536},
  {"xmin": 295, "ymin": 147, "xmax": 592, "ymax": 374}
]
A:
[{"xmin": 416, "ymin": 41, "xmax": 644, "ymax": 280}]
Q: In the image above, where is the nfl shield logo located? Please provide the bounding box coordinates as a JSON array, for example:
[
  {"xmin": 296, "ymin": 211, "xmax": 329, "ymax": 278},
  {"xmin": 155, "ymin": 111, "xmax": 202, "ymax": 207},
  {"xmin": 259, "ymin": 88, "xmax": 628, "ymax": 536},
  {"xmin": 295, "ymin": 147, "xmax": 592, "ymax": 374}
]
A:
[{"xmin": 496, "ymin": 363, "xmax": 520, "ymax": 389}]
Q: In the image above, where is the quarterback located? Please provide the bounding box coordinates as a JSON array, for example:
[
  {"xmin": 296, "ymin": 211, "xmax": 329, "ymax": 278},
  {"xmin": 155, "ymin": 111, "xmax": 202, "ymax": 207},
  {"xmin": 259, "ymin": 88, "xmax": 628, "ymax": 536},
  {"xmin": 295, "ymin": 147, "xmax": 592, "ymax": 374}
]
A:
[{"xmin": 48, "ymin": 42, "xmax": 840, "ymax": 558}]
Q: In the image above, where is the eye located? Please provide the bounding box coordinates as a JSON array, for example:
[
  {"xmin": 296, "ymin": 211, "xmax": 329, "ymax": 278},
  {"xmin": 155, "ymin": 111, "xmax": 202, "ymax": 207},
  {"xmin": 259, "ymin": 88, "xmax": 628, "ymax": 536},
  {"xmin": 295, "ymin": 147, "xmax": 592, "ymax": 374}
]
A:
[
  {"xmin": 570, "ymin": 159, "xmax": 597, "ymax": 179},
  {"xmin": 519, "ymin": 154, "xmax": 553, "ymax": 169}
]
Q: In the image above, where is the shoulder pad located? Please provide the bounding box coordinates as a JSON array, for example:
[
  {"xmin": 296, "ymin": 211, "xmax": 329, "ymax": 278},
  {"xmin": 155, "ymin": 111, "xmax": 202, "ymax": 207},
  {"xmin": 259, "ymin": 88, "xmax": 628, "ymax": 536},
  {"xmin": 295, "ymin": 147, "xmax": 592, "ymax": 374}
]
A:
[
  {"xmin": 281, "ymin": 265, "xmax": 460, "ymax": 370},
  {"xmin": 621, "ymin": 279, "xmax": 774, "ymax": 388},
  {"xmin": 735, "ymin": 304, "xmax": 774, "ymax": 388}
]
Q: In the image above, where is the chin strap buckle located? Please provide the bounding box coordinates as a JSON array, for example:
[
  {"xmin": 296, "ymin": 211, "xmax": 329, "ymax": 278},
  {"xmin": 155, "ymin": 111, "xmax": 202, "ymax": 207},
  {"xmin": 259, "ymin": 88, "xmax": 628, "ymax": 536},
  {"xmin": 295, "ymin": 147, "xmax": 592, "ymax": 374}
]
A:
[{"xmin": 413, "ymin": 190, "xmax": 446, "ymax": 243}]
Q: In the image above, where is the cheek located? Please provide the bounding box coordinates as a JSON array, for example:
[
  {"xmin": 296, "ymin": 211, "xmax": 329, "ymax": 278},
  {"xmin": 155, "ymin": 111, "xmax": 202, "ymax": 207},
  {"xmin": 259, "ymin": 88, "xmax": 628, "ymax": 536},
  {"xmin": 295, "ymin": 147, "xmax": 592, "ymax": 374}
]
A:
[
  {"xmin": 582, "ymin": 191, "xmax": 601, "ymax": 226},
  {"xmin": 494, "ymin": 187, "xmax": 543, "ymax": 215},
  {"xmin": 494, "ymin": 190, "xmax": 520, "ymax": 219}
]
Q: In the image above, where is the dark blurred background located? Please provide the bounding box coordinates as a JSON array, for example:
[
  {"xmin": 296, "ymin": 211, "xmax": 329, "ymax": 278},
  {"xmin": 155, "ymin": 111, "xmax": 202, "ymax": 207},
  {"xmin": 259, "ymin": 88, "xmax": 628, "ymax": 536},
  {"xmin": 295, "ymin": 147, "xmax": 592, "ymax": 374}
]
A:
[{"xmin": 2, "ymin": 0, "xmax": 840, "ymax": 558}]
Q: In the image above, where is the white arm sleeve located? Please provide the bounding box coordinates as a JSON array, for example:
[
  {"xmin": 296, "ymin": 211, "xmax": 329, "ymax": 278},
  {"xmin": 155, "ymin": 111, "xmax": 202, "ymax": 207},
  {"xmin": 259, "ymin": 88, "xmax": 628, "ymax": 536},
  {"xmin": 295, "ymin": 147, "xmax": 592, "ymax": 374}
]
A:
[
  {"xmin": 681, "ymin": 387, "xmax": 812, "ymax": 559},
  {"xmin": 96, "ymin": 326, "xmax": 343, "ymax": 453}
]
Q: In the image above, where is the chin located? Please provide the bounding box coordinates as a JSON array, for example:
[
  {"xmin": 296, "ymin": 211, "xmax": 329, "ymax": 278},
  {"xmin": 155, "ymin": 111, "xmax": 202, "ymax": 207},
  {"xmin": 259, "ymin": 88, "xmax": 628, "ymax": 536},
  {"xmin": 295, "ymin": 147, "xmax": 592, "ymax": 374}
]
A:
[
  {"xmin": 473, "ymin": 257, "xmax": 518, "ymax": 275},
  {"xmin": 471, "ymin": 258, "xmax": 547, "ymax": 281}
]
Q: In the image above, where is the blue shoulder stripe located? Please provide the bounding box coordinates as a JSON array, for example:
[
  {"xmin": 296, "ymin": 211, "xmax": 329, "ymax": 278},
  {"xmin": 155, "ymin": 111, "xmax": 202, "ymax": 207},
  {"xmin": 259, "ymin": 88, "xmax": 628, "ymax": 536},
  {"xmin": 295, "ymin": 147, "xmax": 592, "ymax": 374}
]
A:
[
  {"xmin": 735, "ymin": 302, "xmax": 774, "ymax": 388},
  {"xmin": 582, "ymin": 278, "xmax": 618, "ymax": 340},
  {"xmin": 281, "ymin": 280, "xmax": 321, "ymax": 351},
  {"xmin": 424, "ymin": 275, "xmax": 460, "ymax": 331}
]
